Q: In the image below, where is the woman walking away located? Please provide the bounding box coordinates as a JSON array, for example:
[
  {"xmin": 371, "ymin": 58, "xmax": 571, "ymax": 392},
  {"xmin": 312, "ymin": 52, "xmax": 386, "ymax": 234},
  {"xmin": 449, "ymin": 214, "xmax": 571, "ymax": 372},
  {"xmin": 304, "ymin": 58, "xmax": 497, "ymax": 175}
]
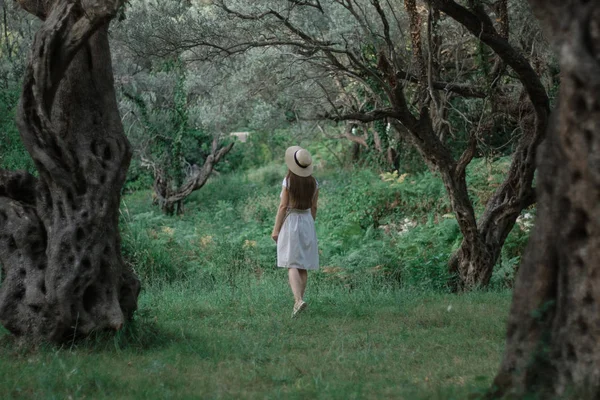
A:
[{"xmin": 271, "ymin": 146, "xmax": 319, "ymax": 318}]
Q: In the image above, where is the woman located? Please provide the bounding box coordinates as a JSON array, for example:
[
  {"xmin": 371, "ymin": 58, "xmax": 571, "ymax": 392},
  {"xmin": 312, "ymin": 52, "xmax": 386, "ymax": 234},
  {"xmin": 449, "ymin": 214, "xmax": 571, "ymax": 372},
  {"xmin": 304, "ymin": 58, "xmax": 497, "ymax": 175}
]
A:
[{"xmin": 271, "ymin": 146, "xmax": 319, "ymax": 317}]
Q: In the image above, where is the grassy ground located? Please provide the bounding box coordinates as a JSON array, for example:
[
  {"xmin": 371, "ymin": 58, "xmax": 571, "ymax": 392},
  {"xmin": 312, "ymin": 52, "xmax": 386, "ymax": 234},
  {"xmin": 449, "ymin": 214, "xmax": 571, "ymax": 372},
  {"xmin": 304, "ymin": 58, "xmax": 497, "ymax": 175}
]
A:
[
  {"xmin": 0, "ymin": 278, "xmax": 511, "ymax": 399},
  {"xmin": 0, "ymin": 163, "xmax": 520, "ymax": 398}
]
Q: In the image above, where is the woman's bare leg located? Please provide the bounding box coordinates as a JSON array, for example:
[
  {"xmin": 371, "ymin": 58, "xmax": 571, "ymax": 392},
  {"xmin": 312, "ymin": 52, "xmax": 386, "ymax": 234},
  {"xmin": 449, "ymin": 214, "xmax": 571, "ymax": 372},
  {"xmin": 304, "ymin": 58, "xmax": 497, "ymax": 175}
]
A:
[
  {"xmin": 288, "ymin": 268, "xmax": 304, "ymax": 303},
  {"xmin": 299, "ymin": 269, "xmax": 308, "ymax": 299}
]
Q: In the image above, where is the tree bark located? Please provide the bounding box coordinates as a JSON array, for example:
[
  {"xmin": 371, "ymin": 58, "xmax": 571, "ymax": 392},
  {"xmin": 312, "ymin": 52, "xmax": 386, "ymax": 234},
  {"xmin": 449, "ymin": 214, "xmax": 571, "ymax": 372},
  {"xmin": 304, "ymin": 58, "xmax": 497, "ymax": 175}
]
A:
[
  {"xmin": 0, "ymin": 0, "xmax": 140, "ymax": 343},
  {"xmin": 491, "ymin": 2, "xmax": 600, "ymax": 397}
]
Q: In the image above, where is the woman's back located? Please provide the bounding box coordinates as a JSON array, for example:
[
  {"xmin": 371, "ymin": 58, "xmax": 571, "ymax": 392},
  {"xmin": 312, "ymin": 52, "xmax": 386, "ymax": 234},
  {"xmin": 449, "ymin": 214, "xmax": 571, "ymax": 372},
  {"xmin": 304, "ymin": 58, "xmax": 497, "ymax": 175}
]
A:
[{"xmin": 284, "ymin": 172, "xmax": 317, "ymax": 210}]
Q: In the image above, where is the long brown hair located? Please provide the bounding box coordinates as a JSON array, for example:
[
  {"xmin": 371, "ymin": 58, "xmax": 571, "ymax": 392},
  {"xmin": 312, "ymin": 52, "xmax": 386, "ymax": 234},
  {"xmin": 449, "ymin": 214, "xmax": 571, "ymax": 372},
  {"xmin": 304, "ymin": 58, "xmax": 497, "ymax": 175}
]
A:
[{"xmin": 286, "ymin": 169, "xmax": 316, "ymax": 209}]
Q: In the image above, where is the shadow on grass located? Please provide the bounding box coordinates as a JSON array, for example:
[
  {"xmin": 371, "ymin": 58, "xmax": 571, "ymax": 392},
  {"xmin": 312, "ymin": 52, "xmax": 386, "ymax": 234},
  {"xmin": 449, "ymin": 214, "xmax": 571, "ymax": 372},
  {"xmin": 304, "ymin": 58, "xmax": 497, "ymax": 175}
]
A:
[
  {"xmin": 0, "ymin": 316, "xmax": 185, "ymax": 355},
  {"xmin": 74, "ymin": 316, "xmax": 184, "ymax": 352}
]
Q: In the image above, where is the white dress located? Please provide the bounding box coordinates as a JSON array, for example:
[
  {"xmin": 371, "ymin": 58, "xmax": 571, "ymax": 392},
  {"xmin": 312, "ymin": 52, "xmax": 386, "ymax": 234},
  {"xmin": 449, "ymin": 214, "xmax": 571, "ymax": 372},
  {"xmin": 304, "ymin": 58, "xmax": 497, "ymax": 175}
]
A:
[{"xmin": 277, "ymin": 178, "xmax": 319, "ymax": 270}]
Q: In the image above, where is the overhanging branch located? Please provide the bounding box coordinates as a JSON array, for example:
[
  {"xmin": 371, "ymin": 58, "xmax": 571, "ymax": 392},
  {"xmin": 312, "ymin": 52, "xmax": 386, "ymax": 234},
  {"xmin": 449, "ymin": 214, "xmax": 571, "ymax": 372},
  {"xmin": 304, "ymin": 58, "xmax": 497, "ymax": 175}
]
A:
[
  {"xmin": 396, "ymin": 69, "xmax": 487, "ymax": 98},
  {"xmin": 321, "ymin": 108, "xmax": 400, "ymax": 123},
  {"xmin": 428, "ymin": 0, "xmax": 550, "ymax": 119}
]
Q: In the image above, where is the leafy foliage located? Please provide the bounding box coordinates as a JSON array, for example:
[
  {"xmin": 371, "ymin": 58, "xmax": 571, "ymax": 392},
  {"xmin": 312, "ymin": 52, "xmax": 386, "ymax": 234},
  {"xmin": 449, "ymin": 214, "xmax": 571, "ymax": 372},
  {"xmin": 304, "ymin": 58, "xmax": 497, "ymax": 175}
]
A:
[
  {"xmin": 0, "ymin": 88, "xmax": 34, "ymax": 172},
  {"xmin": 121, "ymin": 155, "xmax": 530, "ymax": 290},
  {"xmin": 224, "ymin": 129, "xmax": 292, "ymax": 172}
]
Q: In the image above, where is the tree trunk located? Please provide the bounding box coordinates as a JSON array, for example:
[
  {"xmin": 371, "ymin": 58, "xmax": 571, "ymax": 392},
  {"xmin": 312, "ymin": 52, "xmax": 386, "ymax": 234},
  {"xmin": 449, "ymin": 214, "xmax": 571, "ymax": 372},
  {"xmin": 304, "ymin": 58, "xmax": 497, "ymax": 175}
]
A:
[
  {"xmin": 491, "ymin": 2, "xmax": 600, "ymax": 397},
  {"xmin": 392, "ymin": 112, "xmax": 494, "ymax": 289},
  {"xmin": 154, "ymin": 140, "xmax": 234, "ymax": 215},
  {"xmin": 448, "ymin": 131, "xmax": 539, "ymax": 289},
  {"xmin": 424, "ymin": 0, "xmax": 550, "ymax": 290},
  {"xmin": 441, "ymin": 170, "xmax": 493, "ymax": 288},
  {"xmin": 0, "ymin": 0, "xmax": 140, "ymax": 343}
]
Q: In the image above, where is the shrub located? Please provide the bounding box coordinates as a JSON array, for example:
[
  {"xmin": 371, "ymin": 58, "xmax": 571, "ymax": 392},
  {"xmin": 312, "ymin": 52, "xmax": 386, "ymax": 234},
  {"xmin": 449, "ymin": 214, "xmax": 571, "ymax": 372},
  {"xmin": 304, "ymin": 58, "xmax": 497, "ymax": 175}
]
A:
[{"xmin": 393, "ymin": 218, "xmax": 461, "ymax": 291}]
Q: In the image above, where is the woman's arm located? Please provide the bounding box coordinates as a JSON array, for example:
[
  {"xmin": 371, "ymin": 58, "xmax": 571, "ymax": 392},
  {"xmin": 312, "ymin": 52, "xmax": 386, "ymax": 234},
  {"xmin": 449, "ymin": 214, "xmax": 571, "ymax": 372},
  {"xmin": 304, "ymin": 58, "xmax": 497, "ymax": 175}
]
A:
[
  {"xmin": 311, "ymin": 189, "xmax": 319, "ymax": 220},
  {"xmin": 271, "ymin": 188, "xmax": 289, "ymax": 242}
]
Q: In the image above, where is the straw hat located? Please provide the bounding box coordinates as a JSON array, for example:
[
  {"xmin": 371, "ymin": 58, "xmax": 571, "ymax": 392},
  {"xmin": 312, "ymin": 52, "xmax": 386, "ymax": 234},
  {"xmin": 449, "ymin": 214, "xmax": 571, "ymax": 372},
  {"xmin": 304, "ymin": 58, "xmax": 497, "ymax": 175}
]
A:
[{"xmin": 285, "ymin": 146, "xmax": 313, "ymax": 177}]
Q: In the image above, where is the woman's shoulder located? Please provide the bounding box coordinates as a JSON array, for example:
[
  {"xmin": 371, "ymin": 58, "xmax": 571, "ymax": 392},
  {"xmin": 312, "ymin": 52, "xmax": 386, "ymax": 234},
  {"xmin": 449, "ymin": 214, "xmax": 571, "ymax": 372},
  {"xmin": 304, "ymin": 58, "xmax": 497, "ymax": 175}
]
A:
[{"xmin": 281, "ymin": 176, "xmax": 319, "ymax": 188}]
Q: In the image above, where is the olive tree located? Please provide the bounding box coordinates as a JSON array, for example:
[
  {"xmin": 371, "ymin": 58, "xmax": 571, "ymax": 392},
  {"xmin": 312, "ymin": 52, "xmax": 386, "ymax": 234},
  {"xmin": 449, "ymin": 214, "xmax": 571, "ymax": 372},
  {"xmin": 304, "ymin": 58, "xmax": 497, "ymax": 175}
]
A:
[
  {"xmin": 0, "ymin": 0, "xmax": 140, "ymax": 343},
  {"xmin": 119, "ymin": 63, "xmax": 234, "ymax": 215}
]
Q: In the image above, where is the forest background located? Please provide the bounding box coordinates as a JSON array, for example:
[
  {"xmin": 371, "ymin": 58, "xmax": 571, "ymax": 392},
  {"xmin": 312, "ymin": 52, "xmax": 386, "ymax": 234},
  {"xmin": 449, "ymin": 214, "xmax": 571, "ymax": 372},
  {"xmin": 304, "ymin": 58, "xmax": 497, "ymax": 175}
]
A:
[{"xmin": 0, "ymin": 0, "xmax": 563, "ymax": 398}]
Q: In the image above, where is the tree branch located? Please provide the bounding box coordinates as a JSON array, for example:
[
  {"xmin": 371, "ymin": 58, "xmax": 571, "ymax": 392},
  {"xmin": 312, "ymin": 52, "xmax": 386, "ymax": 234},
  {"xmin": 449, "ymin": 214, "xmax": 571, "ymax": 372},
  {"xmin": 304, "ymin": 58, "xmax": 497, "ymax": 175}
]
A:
[
  {"xmin": 372, "ymin": 0, "xmax": 393, "ymax": 52},
  {"xmin": 455, "ymin": 132, "xmax": 477, "ymax": 179},
  {"xmin": 428, "ymin": 0, "xmax": 550, "ymax": 119},
  {"xmin": 322, "ymin": 108, "xmax": 400, "ymax": 123},
  {"xmin": 218, "ymin": 1, "xmax": 334, "ymax": 47},
  {"xmin": 161, "ymin": 141, "xmax": 235, "ymax": 205},
  {"xmin": 288, "ymin": 0, "xmax": 324, "ymax": 13},
  {"xmin": 396, "ymin": 68, "xmax": 487, "ymax": 98}
]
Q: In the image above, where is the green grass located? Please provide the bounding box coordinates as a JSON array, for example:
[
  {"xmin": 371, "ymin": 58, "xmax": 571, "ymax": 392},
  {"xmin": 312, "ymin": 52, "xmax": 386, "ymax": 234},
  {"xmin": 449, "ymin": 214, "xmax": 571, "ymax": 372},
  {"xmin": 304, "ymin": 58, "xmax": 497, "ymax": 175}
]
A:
[
  {"xmin": 0, "ymin": 161, "xmax": 522, "ymax": 398},
  {"xmin": 0, "ymin": 278, "xmax": 511, "ymax": 399}
]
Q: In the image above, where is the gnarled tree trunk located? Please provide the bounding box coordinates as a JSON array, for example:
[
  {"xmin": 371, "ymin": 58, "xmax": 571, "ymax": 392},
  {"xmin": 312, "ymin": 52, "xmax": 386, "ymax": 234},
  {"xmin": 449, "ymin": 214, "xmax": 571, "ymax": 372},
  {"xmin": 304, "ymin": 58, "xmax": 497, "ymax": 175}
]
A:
[
  {"xmin": 427, "ymin": 0, "xmax": 550, "ymax": 290},
  {"xmin": 447, "ymin": 117, "xmax": 540, "ymax": 288},
  {"xmin": 153, "ymin": 139, "xmax": 234, "ymax": 215},
  {"xmin": 0, "ymin": 0, "xmax": 140, "ymax": 343},
  {"xmin": 491, "ymin": 1, "xmax": 600, "ymax": 398}
]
